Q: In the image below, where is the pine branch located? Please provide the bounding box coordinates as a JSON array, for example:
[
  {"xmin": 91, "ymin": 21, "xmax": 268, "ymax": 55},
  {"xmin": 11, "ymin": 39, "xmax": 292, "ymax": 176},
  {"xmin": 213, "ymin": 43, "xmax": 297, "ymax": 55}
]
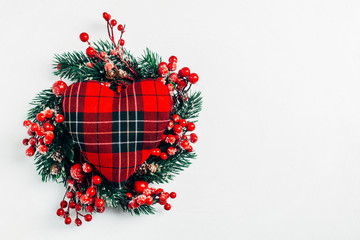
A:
[
  {"xmin": 176, "ymin": 91, "xmax": 203, "ymax": 121},
  {"xmin": 137, "ymin": 48, "xmax": 162, "ymax": 79}
]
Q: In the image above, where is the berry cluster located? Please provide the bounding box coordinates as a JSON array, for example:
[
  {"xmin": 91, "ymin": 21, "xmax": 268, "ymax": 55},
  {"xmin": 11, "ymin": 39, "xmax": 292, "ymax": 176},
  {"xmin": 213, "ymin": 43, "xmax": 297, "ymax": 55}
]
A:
[
  {"xmin": 127, "ymin": 181, "xmax": 176, "ymax": 211},
  {"xmin": 157, "ymin": 55, "xmax": 199, "ymax": 98},
  {"xmin": 151, "ymin": 114, "xmax": 197, "ymax": 160},
  {"xmin": 22, "ymin": 80, "xmax": 68, "ymax": 157},
  {"xmin": 56, "ymin": 163, "xmax": 105, "ymax": 226}
]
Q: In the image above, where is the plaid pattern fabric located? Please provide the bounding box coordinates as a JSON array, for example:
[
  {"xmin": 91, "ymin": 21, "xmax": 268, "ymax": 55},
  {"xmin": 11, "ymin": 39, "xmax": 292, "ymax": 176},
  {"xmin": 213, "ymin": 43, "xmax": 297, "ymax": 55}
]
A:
[{"xmin": 62, "ymin": 79, "xmax": 173, "ymax": 185}]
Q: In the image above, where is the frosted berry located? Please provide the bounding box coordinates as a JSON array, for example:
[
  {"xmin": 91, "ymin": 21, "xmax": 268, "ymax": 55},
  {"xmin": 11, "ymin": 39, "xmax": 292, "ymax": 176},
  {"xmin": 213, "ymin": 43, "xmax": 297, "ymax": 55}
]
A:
[
  {"xmin": 167, "ymin": 147, "xmax": 176, "ymax": 155},
  {"xmin": 38, "ymin": 145, "xmax": 48, "ymax": 154},
  {"xmin": 79, "ymin": 32, "xmax": 89, "ymax": 42},
  {"xmin": 187, "ymin": 145, "xmax": 193, "ymax": 152},
  {"xmin": 37, "ymin": 113, "xmax": 46, "ymax": 122},
  {"xmin": 70, "ymin": 163, "xmax": 84, "ymax": 181},
  {"xmin": 30, "ymin": 123, "xmax": 39, "ymax": 132},
  {"xmin": 36, "ymin": 127, "xmax": 45, "ymax": 137},
  {"xmin": 45, "ymin": 109, "xmax": 53, "ymax": 119},
  {"xmin": 80, "ymin": 194, "xmax": 91, "ymax": 204},
  {"xmin": 188, "ymin": 73, "xmax": 199, "ymax": 84},
  {"xmin": 44, "ymin": 131, "xmax": 54, "ymax": 141},
  {"xmin": 168, "ymin": 120, "xmax": 174, "ymax": 130},
  {"xmin": 159, "ymin": 66, "xmax": 169, "ymax": 76},
  {"xmin": 25, "ymin": 146, "xmax": 35, "ymax": 157},
  {"xmin": 169, "ymin": 73, "xmax": 179, "ymax": 83},
  {"xmin": 168, "ymin": 62, "xmax": 177, "ymax": 71},
  {"xmin": 159, "ymin": 62, "xmax": 168, "ymax": 68},
  {"xmin": 52, "ymin": 80, "xmax": 68, "ymax": 96},
  {"xmin": 190, "ymin": 133, "xmax": 198, "ymax": 143},
  {"xmin": 157, "ymin": 77, "xmax": 166, "ymax": 85},
  {"xmin": 23, "ymin": 120, "xmax": 32, "ymax": 127},
  {"xmin": 76, "ymin": 192, "xmax": 82, "ymax": 199},
  {"xmin": 92, "ymin": 175, "xmax": 102, "ymax": 185},
  {"xmin": 84, "ymin": 214, "xmax": 92, "ymax": 222},
  {"xmin": 166, "ymin": 134, "xmax": 176, "ymax": 144},
  {"xmin": 186, "ymin": 122, "xmax": 196, "ymax": 131},
  {"xmin": 82, "ymin": 163, "xmax": 92, "ymax": 173},
  {"xmin": 136, "ymin": 195, "xmax": 147, "ymax": 205},
  {"xmin": 66, "ymin": 191, "xmax": 74, "ymax": 199},
  {"xmin": 134, "ymin": 180, "xmax": 148, "ymax": 194},
  {"xmin": 28, "ymin": 138, "xmax": 37, "ymax": 146},
  {"xmin": 145, "ymin": 196, "xmax": 154, "ymax": 205},
  {"xmin": 180, "ymin": 140, "xmax": 190, "ymax": 150}
]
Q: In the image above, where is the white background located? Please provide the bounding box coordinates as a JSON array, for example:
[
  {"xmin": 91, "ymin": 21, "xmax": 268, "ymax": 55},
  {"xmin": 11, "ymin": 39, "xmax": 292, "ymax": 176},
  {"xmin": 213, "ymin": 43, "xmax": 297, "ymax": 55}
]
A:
[{"xmin": 1, "ymin": 0, "xmax": 360, "ymax": 239}]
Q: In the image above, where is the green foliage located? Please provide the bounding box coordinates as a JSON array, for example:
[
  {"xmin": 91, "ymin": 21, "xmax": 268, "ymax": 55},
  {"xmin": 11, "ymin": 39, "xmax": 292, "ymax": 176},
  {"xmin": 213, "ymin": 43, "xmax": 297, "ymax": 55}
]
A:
[{"xmin": 137, "ymin": 48, "xmax": 162, "ymax": 79}]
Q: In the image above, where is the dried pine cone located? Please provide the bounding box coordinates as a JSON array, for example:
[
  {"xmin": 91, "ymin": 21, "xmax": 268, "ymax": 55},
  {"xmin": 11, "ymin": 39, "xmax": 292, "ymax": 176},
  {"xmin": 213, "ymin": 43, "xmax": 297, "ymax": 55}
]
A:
[
  {"xmin": 105, "ymin": 70, "xmax": 116, "ymax": 79},
  {"xmin": 50, "ymin": 164, "xmax": 61, "ymax": 175},
  {"xmin": 52, "ymin": 151, "xmax": 64, "ymax": 163}
]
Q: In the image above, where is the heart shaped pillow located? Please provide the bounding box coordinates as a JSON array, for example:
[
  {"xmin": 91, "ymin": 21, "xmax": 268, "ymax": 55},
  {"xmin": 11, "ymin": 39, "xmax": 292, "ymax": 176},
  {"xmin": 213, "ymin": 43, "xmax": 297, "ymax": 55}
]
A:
[{"xmin": 62, "ymin": 79, "xmax": 173, "ymax": 184}]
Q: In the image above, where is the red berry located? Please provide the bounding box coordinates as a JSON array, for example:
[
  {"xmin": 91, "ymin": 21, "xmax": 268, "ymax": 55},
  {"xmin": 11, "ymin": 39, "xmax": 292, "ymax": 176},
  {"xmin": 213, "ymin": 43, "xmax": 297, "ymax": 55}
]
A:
[
  {"xmin": 169, "ymin": 73, "xmax": 180, "ymax": 83},
  {"xmin": 86, "ymin": 187, "xmax": 96, "ymax": 197},
  {"xmin": 167, "ymin": 62, "xmax": 177, "ymax": 71},
  {"xmin": 38, "ymin": 138, "xmax": 44, "ymax": 145},
  {"xmin": 145, "ymin": 196, "xmax": 154, "ymax": 205},
  {"xmin": 187, "ymin": 122, "xmax": 196, "ymax": 131},
  {"xmin": 159, "ymin": 62, "xmax": 168, "ymax": 68},
  {"xmin": 44, "ymin": 131, "xmax": 54, "ymax": 141},
  {"xmin": 164, "ymin": 192, "xmax": 170, "ymax": 199},
  {"xmin": 56, "ymin": 208, "xmax": 65, "ymax": 216},
  {"xmin": 155, "ymin": 188, "xmax": 164, "ymax": 195},
  {"xmin": 44, "ymin": 123, "xmax": 54, "ymax": 131},
  {"xmin": 164, "ymin": 203, "xmax": 171, "ymax": 211},
  {"xmin": 55, "ymin": 114, "xmax": 64, "ymax": 123},
  {"xmin": 38, "ymin": 145, "xmax": 48, "ymax": 154},
  {"xmin": 126, "ymin": 193, "xmax": 133, "ymax": 199},
  {"xmin": 23, "ymin": 120, "xmax": 31, "ymax": 127},
  {"xmin": 86, "ymin": 47, "xmax": 96, "ymax": 57},
  {"xmin": 130, "ymin": 199, "xmax": 139, "ymax": 209},
  {"xmin": 76, "ymin": 192, "xmax": 82, "ymax": 199},
  {"xmin": 27, "ymin": 128, "xmax": 35, "ymax": 136},
  {"xmin": 173, "ymin": 125, "xmax": 183, "ymax": 134},
  {"xmin": 143, "ymin": 189, "xmax": 151, "ymax": 196},
  {"xmin": 75, "ymin": 218, "xmax": 82, "ymax": 226},
  {"xmin": 178, "ymin": 67, "xmax": 190, "ymax": 78},
  {"xmin": 159, "ymin": 66, "xmax": 169, "ymax": 77},
  {"xmin": 36, "ymin": 127, "xmax": 45, "ymax": 137},
  {"xmin": 167, "ymin": 120, "xmax": 174, "ymax": 130},
  {"xmin": 97, "ymin": 207, "xmax": 105, "ymax": 213},
  {"xmin": 134, "ymin": 180, "xmax": 149, "ymax": 194},
  {"xmin": 69, "ymin": 201, "xmax": 76, "ymax": 209},
  {"xmin": 156, "ymin": 77, "xmax": 166, "ymax": 85},
  {"xmin": 188, "ymin": 73, "xmax": 199, "ymax": 84},
  {"xmin": 75, "ymin": 204, "xmax": 82, "ymax": 211},
  {"xmin": 28, "ymin": 138, "xmax": 37, "ymax": 146},
  {"xmin": 172, "ymin": 114, "xmax": 181, "ymax": 123},
  {"xmin": 52, "ymin": 80, "xmax": 68, "ymax": 96},
  {"xmin": 187, "ymin": 145, "xmax": 193, "ymax": 152},
  {"xmin": 60, "ymin": 200, "xmax": 68, "ymax": 208},
  {"xmin": 159, "ymin": 199, "xmax": 167, "ymax": 205},
  {"xmin": 159, "ymin": 194, "xmax": 167, "ymax": 202},
  {"xmin": 70, "ymin": 163, "xmax": 84, "ymax": 181},
  {"xmin": 57, "ymin": 63, "xmax": 61, "ymax": 70},
  {"xmin": 167, "ymin": 147, "xmax": 176, "ymax": 155},
  {"xmin": 25, "ymin": 146, "xmax": 35, "ymax": 157},
  {"xmin": 136, "ymin": 195, "xmax": 147, "ymax": 205},
  {"xmin": 95, "ymin": 199, "xmax": 105, "ymax": 208},
  {"xmin": 120, "ymin": 39, "xmax": 125, "ymax": 46},
  {"xmin": 166, "ymin": 134, "xmax": 176, "ymax": 144},
  {"xmin": 82, "ymin": 163, "xmax": 92, "ymax": 173},
  {"xmin": 151, "ymin": 148, "xmax": 161, "ymax": 156},
  {"xmin": 22, "ymin": 138, "xmax": 29, "ymax": 146},
  {"xmin": 103, "ymin": 12, "xmax": 111, "ymax": 21},
  {"xmin": 179, "ymin": 80, "xmax": 187, "ymax": 88},
  {"xmin": 190, "ymin": 133, "xmax": 198, "ymax": 143},
  {"xmin": 84, "ymin": 214, "xmax": 92, "ymax": 222},
  {"xmin": 118, "ymin": 24, "xmax": 124, "ymax": 31},
  {"xmin": 30, "ymin": 123, "xmax": 39, "ymax": 132},
  {"xmin": 110, "ymin": 19, "xmax": 117, "ymax": 26},
  {"xmin": 169, "ymin": 56, "xmax": 178, "ymax": 63},
  {"xmin": 170, "ymin": 192, "xmax": 177, "ymax": 199},
  {"xmin": 80, "ymin": 194, "xmax": 90, "ymax": 204},
  {"xmin": 179, "ymin": 119, "xmax": 187, "ymax": 127},
  {"xmin": 37, "ymin": 113, "xmax": 45, "ymax": 122},
  {"xmin": 43, "ymin": 137, "xmax": 53, "ymax": 145},
  {"xmin": 86, "ymin": 205, "xmax": 95, "ymax": 213},
  {"xmin": 180, "ymin": 140, "xmax": 190, "ymax": 150},
  {"xmin": 64, "ymin": 217, "xmax": 71, "ymax": 225},
  {"xmin": 167, "ymin": 83, "xmax": 174, "ymax": 92},
  {"xmin": 79, "ymin": 32, "xmax": 89, "ymax": 42},
  {"xmin": 160, "ymin": 152, "xmax": 168, "ymax": 160},
  {"xmin": 92, "ymin": 175, "xmax": 102, "ymax": 185}
]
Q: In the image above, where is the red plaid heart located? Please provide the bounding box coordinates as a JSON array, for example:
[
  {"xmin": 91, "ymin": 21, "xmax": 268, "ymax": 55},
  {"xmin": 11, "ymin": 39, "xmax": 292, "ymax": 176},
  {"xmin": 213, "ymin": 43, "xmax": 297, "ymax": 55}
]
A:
[{"xmin": 62, "ymin": 79, "xmax": 173, "ymax": 184}]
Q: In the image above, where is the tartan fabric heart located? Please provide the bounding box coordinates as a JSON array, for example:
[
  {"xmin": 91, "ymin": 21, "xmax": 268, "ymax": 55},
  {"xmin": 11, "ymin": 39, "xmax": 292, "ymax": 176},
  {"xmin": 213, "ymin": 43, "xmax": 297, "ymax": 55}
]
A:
[{"xmin": 62, "ymin": 79, "xmax": 173, "ymax": 185}]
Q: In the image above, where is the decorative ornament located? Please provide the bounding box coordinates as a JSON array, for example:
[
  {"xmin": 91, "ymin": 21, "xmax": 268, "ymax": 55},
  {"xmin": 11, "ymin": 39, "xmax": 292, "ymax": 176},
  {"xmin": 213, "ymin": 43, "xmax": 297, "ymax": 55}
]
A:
[{"xmin": 22, "ymin": 11, "xmax": 202, "ymax": 226}]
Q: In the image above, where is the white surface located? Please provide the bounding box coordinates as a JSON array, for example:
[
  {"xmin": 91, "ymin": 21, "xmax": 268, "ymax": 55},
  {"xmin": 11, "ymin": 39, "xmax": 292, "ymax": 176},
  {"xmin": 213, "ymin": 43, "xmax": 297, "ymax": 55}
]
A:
[{"xmin": 1, "ymin": 0, "xmax": 360, "ymax": 239}]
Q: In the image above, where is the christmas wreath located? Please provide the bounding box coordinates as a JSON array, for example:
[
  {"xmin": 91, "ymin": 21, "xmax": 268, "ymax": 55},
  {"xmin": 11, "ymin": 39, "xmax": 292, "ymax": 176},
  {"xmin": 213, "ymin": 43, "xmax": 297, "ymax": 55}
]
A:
[{"xmin": 22, "ymin": 12, "xmax": 202, "ymax": 226}]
